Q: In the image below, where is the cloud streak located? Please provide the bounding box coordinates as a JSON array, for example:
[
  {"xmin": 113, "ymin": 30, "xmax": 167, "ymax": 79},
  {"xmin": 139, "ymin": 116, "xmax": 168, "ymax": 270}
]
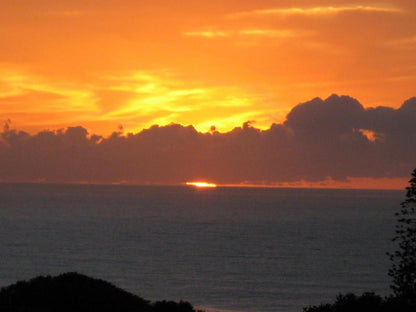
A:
[
  {"xmin": 184, "ymin": 31, "xmax": 230, "ymax": 38},
  {"xmin": 184, "ymin": 29, "xmax": 306, "ymax": 39},
  {"xmin": 231, "ymin": 5, "xmax": 403, "ymax": 18},
  {"xmin": 0, "ymin": 69, "xmax": 98, "ymax": 119}
]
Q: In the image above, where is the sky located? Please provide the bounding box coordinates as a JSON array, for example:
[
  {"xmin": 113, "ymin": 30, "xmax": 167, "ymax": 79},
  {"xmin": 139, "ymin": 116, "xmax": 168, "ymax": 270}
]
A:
[{"xmin": 0, "ymin": 0, "xmax": 415, "ymax": 188}]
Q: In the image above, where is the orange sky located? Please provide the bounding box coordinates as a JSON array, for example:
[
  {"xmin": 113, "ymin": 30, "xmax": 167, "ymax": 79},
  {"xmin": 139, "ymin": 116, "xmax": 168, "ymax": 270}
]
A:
[{"xmin": 1, "ymin": 0, "xmax": 415, "ymax": 135}]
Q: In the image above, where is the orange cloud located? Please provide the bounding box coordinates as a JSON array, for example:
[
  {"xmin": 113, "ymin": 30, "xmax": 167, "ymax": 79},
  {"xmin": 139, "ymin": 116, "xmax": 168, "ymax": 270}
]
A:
[
  {"xmin": 0, "ymin": 68, "xmax": 98, "ymax": 130},
  {"xmin": 184, "ymin": 31, "xmax": 230, "ymax": 38},
  {"xmin": 238, "ymin": 29, "xmax": 299, "ymax": 38}
]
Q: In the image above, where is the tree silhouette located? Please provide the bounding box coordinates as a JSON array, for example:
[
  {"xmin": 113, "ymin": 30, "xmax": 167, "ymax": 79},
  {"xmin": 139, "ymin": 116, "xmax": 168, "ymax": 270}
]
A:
[{"xmin": 388, "ymin": 168, "xmax": 416, "ymax": 304}]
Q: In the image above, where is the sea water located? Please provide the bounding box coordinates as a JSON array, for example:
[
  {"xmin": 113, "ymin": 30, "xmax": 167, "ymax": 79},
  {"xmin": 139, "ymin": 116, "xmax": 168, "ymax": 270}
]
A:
[{"xmin": 0, "ymin": 183, "xmax": 403, "ymax": 312}]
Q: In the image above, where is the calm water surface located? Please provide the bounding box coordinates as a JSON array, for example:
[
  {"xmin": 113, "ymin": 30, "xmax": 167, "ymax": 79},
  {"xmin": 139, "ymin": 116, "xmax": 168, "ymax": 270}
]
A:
[{"xmin": 0, "ymin": 184, "xmax": 402, "ymax": 312}]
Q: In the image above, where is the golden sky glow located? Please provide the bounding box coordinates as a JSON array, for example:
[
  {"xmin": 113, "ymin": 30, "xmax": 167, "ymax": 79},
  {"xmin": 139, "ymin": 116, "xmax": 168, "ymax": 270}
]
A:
[{"xmin": 0, "ymin": 0, "xmax": 415, "ymax": 136}]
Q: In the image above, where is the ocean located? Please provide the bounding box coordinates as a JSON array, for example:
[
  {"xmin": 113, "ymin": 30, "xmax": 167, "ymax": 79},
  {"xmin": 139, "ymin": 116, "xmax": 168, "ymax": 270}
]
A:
[{"xmin": 0, "ymin": 183, "xmax": 403, "ymax": 312}]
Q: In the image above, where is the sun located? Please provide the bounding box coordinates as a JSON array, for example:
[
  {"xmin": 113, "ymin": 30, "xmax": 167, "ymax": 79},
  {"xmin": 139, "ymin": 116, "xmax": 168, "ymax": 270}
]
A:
[{"xmin": 186, "ymin": 181, "xmax": 217, "ymax": 188}]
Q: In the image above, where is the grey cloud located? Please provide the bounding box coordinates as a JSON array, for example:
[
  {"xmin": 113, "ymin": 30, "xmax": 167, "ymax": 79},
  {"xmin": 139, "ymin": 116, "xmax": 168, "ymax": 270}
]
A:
[{"xmin": 0, "ymin": 94, "xmax": 415, "ymax": 184}]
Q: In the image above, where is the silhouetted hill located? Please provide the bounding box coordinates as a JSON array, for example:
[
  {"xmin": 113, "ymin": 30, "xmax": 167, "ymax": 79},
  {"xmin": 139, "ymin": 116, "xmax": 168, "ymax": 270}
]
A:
[{"xmin": 0, "ymin": 272, "xmax": 202, "ymax": 312}]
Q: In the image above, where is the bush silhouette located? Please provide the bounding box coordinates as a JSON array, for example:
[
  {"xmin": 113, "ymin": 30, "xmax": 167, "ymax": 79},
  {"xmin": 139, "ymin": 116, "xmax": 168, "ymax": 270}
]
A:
[{"xmin": 0, "ymin": 272, "xmax": 202, "ymax": 312}]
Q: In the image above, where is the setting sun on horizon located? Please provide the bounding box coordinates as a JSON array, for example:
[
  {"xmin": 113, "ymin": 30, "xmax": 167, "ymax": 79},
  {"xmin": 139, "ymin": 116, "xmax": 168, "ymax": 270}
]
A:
[
  {"xmin": 0, "ymin": 1, "xmax": 415, "ymax": 189},
  {"xmin": 186, "ymin": 181, "xmax": 217, "ymax": 188}
]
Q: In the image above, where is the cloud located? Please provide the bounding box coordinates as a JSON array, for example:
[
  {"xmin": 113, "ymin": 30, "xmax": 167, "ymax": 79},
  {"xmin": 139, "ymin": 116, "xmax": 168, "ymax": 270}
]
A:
[
  {"xmin": 184, "ymin": 28, "xmax": 307, "ymax": 39},
  {"xmin": 384, "ymin": 35, "xmax": 416, "ymax": 50},
  {"xmin": 231, "ymin": 5, "xmax": 403, "ymax": 18},
  {"xmin": 41, "ymin": 10, "xmax": 86, "ymax": 18},
  {"xmin": 0, "ymin": 69, "xmax": 99, "ymax": 131},
  {"xmin": 284, "ymin": 94, "xmax": 365, "ymax": 138},
  {"xmin": 238, "ymin": 29, "xmax": 299, "ymax": 38},
  {"xmin": 0, "ymin": 69, "xmax": 97, "ymax": 113},
  {"xmin": 1, "ymin": 94, "xmax": 415, "ymax": 185},
  {"xmin": 184, "ymin": 31, "xmax": 230, "ymax": 38}
]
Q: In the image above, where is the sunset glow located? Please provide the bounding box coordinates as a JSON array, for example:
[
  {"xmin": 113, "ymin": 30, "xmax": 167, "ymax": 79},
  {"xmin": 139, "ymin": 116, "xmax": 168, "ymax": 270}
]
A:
[{"xmin": 1, "ymin": 1, "xmax": 415, "ymax": 135}]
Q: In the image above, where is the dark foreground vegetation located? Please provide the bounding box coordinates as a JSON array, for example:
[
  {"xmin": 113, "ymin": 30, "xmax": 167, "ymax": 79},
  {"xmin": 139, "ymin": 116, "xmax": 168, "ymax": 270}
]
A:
[
  {"xmin": 304, "ymin": 292, "xmax": 415, "ymax": 312},
  {"xmin": 304, "ymin": 169, "xmax": 416, "ymax": 312},
  {"xmin": 0, "ymin": 272, "xmax": 202, "ymax": 312}
]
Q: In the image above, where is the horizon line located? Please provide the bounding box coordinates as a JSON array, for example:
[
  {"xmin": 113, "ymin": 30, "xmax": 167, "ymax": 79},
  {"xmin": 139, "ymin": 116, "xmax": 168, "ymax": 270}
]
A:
[{"xmin": 0, "ymin": 180, "xmax": 406, "ymax": 191}]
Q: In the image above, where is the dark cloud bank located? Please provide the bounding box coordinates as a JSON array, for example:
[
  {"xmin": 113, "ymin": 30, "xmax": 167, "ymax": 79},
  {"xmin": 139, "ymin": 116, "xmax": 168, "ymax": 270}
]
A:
[{"xmin": 1, "ymin": 94, "xmax": 415, "ymax": 185}]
